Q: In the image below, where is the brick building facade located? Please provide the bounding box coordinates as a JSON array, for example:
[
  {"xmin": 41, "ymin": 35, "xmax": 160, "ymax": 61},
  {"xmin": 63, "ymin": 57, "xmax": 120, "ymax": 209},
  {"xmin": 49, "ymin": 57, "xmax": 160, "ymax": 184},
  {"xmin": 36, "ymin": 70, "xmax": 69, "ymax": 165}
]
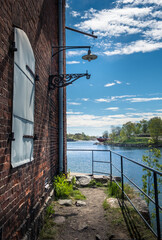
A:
[{"xmin": 0, "ymin": 0, "xmax": 66, "ymax": 239}]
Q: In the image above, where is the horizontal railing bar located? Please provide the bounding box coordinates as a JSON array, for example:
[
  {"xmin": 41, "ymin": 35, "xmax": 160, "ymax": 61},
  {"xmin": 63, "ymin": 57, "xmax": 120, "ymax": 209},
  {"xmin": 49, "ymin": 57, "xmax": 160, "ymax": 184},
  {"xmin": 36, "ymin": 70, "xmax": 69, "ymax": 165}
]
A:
[
  {"xmin": 113, "ymin": 179, "xmax": 157, "ymax": 237},
  {"xmin": 123, "ymin": 173, "xmax": 157, "ymax": 207},
  {"xmin": 67, "ymin": 149, "xmax": 110, "ymax": 152},
  {"xmin": 93, "ymin": 171, "xmax": 110, "ymax": 175},
  {"xmin": 93, "ymin": 161, "xmax": 110, "ymax": 163},
  {"xmin": 67, "ymin": 149, "xmax": 162, "ymax": 175},
  {"xmin": 111, "ymin": 150, "xmax": 162, "ymax": 176},
  {"xmin": 123, "ymin": 190, "xmax": 157, "ymax": 237}
]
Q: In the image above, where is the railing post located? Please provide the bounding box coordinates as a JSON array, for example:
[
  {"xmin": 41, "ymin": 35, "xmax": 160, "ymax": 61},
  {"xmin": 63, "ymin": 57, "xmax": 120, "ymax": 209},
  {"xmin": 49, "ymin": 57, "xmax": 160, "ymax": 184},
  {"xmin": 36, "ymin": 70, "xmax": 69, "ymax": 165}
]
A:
[
  {"xmin": 153, "ymin": 172, "xmax": 161, "ymax": 240},
  {"xmin": 121, "ymin": 156, "xmax": 124, "ymax": 201},
  {"xmin": 92, "ymin": 150, "xmax": 94, "ymax": 175},
  {"xmin": 110, "ymin": 151, "xmax": 112, "ymax": 185}
]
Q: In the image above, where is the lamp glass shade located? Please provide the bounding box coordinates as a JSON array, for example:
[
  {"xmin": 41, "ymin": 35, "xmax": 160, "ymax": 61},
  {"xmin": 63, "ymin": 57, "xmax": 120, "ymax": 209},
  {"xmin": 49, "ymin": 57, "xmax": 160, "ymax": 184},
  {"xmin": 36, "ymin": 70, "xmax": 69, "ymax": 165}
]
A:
[{"xmin": 82, "ymin": 53, "xmax": 97, "ymax": 61}]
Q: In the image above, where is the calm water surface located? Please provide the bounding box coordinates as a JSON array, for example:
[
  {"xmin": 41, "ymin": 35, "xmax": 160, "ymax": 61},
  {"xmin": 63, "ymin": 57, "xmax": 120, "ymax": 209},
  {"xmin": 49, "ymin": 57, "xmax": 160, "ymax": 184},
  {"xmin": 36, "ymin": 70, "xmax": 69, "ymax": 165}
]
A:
[{"xmin": 67, "ymin": 140, "xmax": 162, "ymax": 234}]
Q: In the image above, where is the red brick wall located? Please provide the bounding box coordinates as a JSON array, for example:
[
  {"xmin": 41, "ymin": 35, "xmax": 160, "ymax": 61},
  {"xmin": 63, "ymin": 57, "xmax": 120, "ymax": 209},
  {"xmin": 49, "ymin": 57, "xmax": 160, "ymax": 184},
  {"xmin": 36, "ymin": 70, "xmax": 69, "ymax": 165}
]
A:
[{"xmin": 0, "ymin": 1, "xmax": 66, "ymax": 239}]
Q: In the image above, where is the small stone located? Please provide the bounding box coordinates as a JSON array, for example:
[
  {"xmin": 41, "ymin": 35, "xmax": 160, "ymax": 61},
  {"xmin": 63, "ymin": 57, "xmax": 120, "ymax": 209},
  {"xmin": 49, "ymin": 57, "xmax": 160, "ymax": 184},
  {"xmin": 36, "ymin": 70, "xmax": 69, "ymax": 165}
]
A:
[
  {"xmin": 77, "ymin": 176, "xmax": 91, "ymax": 186},
  {"xmin": 58, "ymin": 199, "xmax": 72, "ymax": 206},
  {"xmin": 107, "ymin": 198, "xmax": 119, "ymax": 208},
  {"xmin": 75, "ymin": 200, "xmax": 86, "ymax": 207},
  {"xmin": 54, "ymin": 216, "xmax": 66, "ymax": 224},
  {"xmin": 96, "ymin": 234, "xmax": 102, "ymax": 240},
  {"xmin": 78, "ymin": 223, "xmax": 88, "ymax": 231}
]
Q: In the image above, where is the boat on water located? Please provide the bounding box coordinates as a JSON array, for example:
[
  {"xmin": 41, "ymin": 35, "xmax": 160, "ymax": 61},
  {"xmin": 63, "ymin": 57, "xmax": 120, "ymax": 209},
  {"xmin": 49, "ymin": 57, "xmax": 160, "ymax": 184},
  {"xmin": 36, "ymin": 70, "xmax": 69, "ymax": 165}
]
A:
[{"xmin": 97, "ymin": 137, "xmax": 109, "ymax": 142}]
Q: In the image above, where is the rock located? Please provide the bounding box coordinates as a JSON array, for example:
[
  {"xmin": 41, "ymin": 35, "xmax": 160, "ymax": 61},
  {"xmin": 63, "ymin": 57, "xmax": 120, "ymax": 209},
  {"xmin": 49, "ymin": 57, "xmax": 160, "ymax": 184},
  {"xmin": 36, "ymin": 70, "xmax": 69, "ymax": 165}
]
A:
[
  {"xmin": 113, "ymin": 176, "xmax": 121, "ymax": 182},
  {"xmin": 58, "ymin": 199, "xmax": 72, "ymax": 206},
  {"xmin": 78, "ymin": 223, "xmax": 88, "ymax": 231},
  {"xmin": 75, "ymin": 200, "xmax": 86, "ymax": 206},
  {"xmin": 93, "ymin": 175, "xmax": 108, "ymax": 183},
  {"xmin": 107, "ymin": 198, "xmax": 119, "ymax": 208},
  {"xmin": 54, "ymin": 216, "xmax": 66, "ymax": 224},
  {"xmin": 131, "ymin": 197, "xmax": 150, "ymax": 221},
  {"xmin": 96, "ymin": 234, "xmax": 102, "ymax": 240},
  {"xmin": 77, "ymin": 176, "xmax": 91, "ymax": 186}
]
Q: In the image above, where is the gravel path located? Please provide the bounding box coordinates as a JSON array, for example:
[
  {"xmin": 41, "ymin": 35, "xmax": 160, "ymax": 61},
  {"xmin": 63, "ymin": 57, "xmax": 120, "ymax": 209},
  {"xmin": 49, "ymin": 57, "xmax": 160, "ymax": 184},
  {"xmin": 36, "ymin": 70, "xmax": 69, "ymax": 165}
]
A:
[{"xmin": 53, "ymin": 187, "xmax": 129, "ymax": 240}]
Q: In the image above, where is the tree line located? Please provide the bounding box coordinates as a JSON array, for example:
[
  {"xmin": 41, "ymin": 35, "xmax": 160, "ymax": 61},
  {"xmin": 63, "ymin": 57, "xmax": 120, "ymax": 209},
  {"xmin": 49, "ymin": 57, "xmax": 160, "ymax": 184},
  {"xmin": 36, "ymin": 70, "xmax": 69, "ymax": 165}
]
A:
[{"xmin": 103, "ymin": 117, "xmax": 162, "ymax": 145}]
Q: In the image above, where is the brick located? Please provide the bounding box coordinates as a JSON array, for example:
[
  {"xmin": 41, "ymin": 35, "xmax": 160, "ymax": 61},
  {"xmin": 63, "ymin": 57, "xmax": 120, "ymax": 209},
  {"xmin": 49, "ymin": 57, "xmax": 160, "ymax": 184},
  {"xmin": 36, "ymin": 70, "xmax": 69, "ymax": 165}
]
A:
[{"xmin": 0, "ymin": 0, "xmax": 66, "ymax": 239}]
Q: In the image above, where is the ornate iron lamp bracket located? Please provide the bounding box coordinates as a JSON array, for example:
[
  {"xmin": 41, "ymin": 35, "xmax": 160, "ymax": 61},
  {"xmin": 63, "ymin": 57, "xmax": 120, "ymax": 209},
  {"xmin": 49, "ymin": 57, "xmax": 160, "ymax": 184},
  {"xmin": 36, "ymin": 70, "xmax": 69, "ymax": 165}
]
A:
[{"xmin": 49, "ymin": 71, "xmax": 91, "ymax": 90}]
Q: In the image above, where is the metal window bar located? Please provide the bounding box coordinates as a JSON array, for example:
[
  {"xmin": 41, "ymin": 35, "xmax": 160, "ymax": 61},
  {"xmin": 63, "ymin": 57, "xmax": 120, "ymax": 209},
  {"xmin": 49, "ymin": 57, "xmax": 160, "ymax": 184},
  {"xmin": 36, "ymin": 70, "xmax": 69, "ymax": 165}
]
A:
[{"xmin": 67, "ymin": 149, "xmax": 162, "ymax": 240}]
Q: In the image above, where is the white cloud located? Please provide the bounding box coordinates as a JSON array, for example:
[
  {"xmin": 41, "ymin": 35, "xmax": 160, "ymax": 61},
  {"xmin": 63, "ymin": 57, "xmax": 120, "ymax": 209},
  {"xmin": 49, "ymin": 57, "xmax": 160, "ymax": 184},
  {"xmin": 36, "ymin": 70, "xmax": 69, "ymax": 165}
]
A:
[
  {"xmin": 82, "ymin": 98, "xmax": 89, "ymax": 101},
  {"xmin": 126, "ymin": 97, "xmax": 162, "ymax": 102},
  {"xmin": 115, "ymin": 80, "xmax": 122, "ymax": 84},
  {"xmin": 75, "ymin": 7, "xmax": 152, "ymax": 37},
  {"xmin": 65, "ymin": 0, "xmax": 70, "ymax": 8},
  {"xmin": 95, "ymin": 95, "xmax": 137, "ymax": 103},
  {"xmin": 73, "ymin": 1, "xmax": 162, "ymax": 56},
  {"xmin": 104, "ymin": 80, "xmax": 122, "ymax": 87},
  {"xmin": 71, "ymin": 10, "xmax": 81, "ymax": 17},
  {"xmin": 156, "ymin": 109, "xmax": 162, "ymax": 111},
  {"xmin": 67, "ymin": 61, "xmax": 80, "ymax": 64},
  {"xmin": 104, "ymin": 82, "xmax": 116, "ymax": 87},
  {"xmin": 66, "ymin": 50, "xmax": 87, "ymax": 57},
  {"xmin": 68, "ymin": 102, "xmax": 81, "ymax": 105},
  {"xmin": 105, "ymin": 107, "xmax": 119, "ymax": 111},
  {"xmin": 104, "ymin": 40, "xmax": 162, "ymax": 56},
  {"xmin": 95, "ymin": 98, "xmax": 114, "ymax": 103},
  {"xmin": 67, "ymin": 111, "xmax": 83, "ymax": 115},
  {"xmin": 121, "ymin": 0, "xmax": 162, "ymax": 6},
  {"xmin": 67, "ymin": 112, "xmax": 162, "ymax": 128}
]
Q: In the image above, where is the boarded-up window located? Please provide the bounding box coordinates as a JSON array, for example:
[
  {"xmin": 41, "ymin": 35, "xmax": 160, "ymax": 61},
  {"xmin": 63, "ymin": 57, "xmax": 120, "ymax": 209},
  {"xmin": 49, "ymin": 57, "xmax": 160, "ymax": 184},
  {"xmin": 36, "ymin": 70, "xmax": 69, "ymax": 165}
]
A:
[{"xmin": 11, "ymin": 28, "xmax": 35, "ymax": 167}]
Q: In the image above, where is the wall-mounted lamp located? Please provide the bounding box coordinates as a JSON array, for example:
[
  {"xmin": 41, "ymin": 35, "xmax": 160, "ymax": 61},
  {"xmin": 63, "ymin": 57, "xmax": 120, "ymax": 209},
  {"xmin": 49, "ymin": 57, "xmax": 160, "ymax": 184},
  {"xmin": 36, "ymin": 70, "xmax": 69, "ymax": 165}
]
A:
[{"xmin": 49, "ymin": 45, "xmax": 97, "ymax": 89}]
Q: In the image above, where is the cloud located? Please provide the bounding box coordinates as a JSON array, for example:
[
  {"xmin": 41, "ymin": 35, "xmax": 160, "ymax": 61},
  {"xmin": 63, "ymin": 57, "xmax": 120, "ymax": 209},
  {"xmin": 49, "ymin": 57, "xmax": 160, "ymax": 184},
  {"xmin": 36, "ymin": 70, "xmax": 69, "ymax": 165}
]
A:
[
  {"xmin": 104, "ymin": 80, "xmax": 122, "ymax": 87},
  {"xmin": 67, "ymin": 111, "xmax": 83, "ymax": 115},
  {"xmin": 82, "ymin": 98, "xmax": 89, "ymax": 101},
  {"xmin": 126, "ymin": 97, "xmax": 162, "ymax": 102},
  {"xmin": 104, "ymin": 40, "xmax": 162, "ymax": 56},
  {"xmin": 73, "ymin": 1, "xmax": 162, "ymax": 56},
  {"xmin": 65, "ymin": 0, "xmax": 70, "ymax": 8},
  {"xmin": 67, "ymin": 112, "xmax": 162, "ymax": 128},
  {"xmin": 120, "ymin": 0, "xmax": 162, "ymax": 6},
  {"xmin": 66, "ymin": 50, "xmax": 87, "ymax": 57},
  {"xmin": 115, "ymin": 80, "xmax": 122, "ymax": 84},
  {"xmin": 104, "ymin": 82, "xmax": 116, "ymax": 87},
  {"xmin": 105, "ymin": 107, "xmax": 119, "ymax": 111},
  {"xmin": 68, "ymin": 102, "xmax": 81, "ymax": 105},
  {"xmin": 66, "ymin": 61, "xmax": 80, "ymax": 64},
  {"xmin": 75, "ymin": 7, "xmax": 152, "ymax": 37},
  {"xmin": 95, "ymin": 98, "xmax": 114, "ymax": 103},
  {"xmin": 95, "ymin": 95, "xmax": 136, "ymax": 103},
  {"xmin": 71, "ymin": 10, "xmax": 81, "ymax": 17}
]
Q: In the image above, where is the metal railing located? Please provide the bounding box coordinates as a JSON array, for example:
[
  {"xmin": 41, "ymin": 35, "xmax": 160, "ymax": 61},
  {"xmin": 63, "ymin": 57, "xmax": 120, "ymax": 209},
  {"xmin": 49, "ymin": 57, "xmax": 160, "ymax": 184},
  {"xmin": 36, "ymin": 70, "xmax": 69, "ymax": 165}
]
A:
[{"xmin": 67, "ymin": 149, "xmax": 162, "ymax": 240}]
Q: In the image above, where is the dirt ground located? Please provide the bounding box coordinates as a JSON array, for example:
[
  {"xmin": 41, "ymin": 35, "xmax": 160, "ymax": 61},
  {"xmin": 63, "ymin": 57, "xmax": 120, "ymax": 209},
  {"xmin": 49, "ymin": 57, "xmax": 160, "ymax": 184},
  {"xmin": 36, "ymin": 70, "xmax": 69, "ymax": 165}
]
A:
[{"xmin": 52, "ymin": 188, "xmax": 130, "ymax": 240}]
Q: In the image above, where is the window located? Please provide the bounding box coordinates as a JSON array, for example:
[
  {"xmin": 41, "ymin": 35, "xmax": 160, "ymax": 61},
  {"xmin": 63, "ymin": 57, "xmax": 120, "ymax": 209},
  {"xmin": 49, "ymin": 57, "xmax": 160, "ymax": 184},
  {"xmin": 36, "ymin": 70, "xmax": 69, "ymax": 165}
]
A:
[{"xmin": 11, "ymin": 28, "xmax": 35, "ymax": 167}]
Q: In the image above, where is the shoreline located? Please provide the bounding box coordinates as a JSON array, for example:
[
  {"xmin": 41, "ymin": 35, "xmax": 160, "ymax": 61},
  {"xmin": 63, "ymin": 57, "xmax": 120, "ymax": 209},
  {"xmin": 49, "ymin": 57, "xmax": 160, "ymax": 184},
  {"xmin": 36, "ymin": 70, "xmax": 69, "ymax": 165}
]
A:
[{"xmin": 94, "ymin": 142, "xmax": 162, "ymax": 148}]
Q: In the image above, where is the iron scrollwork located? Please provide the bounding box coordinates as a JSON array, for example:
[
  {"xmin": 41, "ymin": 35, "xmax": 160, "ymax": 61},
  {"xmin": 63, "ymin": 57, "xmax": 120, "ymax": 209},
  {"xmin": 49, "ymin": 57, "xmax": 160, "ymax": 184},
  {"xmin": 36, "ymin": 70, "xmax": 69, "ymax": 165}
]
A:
[{"xmin": 49, "ymin": 72, "xmax": 91, "ymax": 90}]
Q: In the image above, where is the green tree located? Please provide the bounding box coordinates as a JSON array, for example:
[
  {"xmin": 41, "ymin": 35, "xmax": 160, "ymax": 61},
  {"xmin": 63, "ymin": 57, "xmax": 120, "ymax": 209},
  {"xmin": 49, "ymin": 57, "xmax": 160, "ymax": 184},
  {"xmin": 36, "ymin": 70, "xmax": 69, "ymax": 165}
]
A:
[
  {"xmin": 120, "ymin": 121, "xmax": 135, "ymax": 140},
  {"xmin": 142, "ymin": 141, "xmax": 162, "ymax": 207},
  {"xmin": 140, "ymin": 119, "xmax": 149, "ymax": 134},
  {"xmin": 102, "ymin": 131, "xmax": 108, "ymax": 138},
  {"xmin": 148, "ymin": 117, "xmax": 162, "ymax": 144}
]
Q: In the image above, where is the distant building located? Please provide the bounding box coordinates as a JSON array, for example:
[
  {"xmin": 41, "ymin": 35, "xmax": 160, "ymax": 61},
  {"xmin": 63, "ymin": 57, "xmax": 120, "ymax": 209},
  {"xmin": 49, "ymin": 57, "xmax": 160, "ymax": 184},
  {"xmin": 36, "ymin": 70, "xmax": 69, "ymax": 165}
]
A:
[{"xmin": 0, "ymin": 1, "xmax": 66, "ymax": 239}]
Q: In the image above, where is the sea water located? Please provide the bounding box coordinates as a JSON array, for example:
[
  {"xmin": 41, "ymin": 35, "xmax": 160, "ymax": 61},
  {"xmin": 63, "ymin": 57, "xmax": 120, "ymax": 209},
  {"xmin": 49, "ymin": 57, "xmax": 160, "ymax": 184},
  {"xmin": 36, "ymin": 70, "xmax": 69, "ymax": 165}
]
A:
[{"xmin": 67, "ymin": 140, "xmax": 162, "ymax": 235}]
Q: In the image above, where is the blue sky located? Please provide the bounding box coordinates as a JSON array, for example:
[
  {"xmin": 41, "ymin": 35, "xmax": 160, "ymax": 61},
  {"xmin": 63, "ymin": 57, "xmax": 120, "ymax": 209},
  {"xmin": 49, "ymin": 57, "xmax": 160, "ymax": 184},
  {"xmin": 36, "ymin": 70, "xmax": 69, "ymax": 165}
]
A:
[{"xmin": 65, "ymin": 0, "xmax": 162, "ymax": 136}]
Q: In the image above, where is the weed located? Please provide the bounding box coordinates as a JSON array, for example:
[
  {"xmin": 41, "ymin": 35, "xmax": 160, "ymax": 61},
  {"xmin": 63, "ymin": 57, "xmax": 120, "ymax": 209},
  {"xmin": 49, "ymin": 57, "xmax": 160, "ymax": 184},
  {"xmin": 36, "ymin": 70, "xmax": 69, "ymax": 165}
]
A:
[
  {"xmin": 53, "ymin": 174, "xmax": 85, "ymax": 200},
  {"xmin": 106, "ymin": 181, "xmax": 135, "ymax": 199},
  {"xmin": 53, "ymin": 174, "xmax": 73, "ymax": 199},
  {"xmin": 46, "ymin": 205, "xmax": 55, "ymax": 217},
  {"xmin": 88, "ymin": 179, "xmax": 104, "ymax": 188}
]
